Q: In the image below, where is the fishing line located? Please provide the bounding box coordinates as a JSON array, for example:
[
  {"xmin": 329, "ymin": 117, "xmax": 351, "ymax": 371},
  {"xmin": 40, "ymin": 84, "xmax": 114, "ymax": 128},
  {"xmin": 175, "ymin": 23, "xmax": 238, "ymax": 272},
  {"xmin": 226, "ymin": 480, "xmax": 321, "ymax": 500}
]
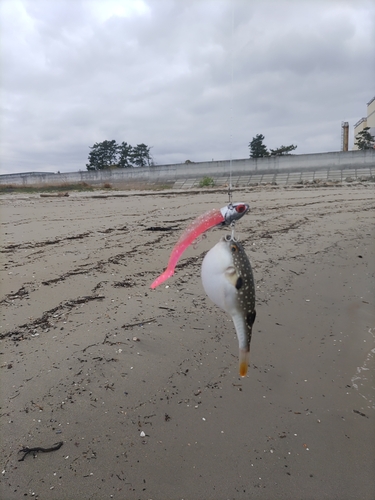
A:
[{"xmin": 227, "ymin": 0, "xmax": 234, "ymax": 206}]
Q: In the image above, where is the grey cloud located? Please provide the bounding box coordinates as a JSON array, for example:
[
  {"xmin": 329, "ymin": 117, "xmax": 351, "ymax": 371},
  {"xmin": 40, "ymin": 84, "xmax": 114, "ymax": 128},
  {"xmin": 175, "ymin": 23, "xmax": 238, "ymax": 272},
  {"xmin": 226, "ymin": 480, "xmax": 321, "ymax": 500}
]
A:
[{"xmin": 1, "ymin": 0, "xmax": 374, "ymax": 173}]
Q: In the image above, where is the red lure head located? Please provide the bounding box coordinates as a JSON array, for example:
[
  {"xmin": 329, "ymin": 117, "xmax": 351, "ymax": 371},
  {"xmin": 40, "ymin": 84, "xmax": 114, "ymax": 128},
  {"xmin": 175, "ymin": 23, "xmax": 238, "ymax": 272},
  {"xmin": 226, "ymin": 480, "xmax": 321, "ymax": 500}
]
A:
[{"xmin": 220, "ymin": 203, "xmax": 249, "ymax": 226}]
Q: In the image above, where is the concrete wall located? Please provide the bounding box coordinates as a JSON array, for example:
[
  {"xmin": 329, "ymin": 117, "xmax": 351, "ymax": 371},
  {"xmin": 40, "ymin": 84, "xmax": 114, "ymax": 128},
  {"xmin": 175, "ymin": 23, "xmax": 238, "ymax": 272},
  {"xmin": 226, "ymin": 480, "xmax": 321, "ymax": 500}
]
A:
[{"xmin": 1, "ymin": 150, "xmax": 374, "ymax": 186}]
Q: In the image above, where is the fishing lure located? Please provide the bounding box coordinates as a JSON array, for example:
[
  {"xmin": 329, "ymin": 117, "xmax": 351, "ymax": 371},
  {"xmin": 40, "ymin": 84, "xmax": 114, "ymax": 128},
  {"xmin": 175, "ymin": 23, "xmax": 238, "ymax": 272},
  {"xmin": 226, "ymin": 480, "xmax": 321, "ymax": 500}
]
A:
[{"xmin": 150, "ymin": 203, "xmax": 249, "ymax": 289}]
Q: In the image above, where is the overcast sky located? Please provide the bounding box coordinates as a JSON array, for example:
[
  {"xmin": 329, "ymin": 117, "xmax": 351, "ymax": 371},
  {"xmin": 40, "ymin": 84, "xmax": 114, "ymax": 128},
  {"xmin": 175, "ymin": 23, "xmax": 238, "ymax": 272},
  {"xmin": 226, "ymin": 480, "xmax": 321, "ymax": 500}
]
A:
[{"xmin": 1, "ymin": 0, "xmax": 374, "ymax": 174}]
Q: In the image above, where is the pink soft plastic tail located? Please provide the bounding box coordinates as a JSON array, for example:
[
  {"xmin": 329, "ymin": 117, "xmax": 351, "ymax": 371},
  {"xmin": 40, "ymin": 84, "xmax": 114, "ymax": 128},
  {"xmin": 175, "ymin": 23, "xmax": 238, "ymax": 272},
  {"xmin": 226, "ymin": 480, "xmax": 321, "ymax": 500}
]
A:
[{"xmin": 150, "ymin": 208, "xmax": 224, "ymax": 289}]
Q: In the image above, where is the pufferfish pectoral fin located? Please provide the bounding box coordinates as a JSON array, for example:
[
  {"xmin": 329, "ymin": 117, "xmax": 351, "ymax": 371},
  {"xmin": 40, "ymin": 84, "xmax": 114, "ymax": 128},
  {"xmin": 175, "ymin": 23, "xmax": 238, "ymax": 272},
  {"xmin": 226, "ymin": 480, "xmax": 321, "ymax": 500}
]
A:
[{"xmin": 224, "ymin": 266, "xmax": 240, "ymax": 287}]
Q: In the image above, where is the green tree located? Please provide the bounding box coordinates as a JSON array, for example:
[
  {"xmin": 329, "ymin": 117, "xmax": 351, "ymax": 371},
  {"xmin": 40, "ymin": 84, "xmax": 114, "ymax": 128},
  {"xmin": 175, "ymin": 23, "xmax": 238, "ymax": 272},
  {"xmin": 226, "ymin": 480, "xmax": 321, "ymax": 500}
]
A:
[
  {"xmin": 354, "ymin": 127, "xmax": 375, "ymax": 150},
  {"xmin": 269, "ymin": 144, "xmax": 297, "ymax": 156},
  {"xmin": 86, "ymin": 140, "xmax": 153, "ymax": 170},
  {"xmin": 249, "ymin": 134, "xmax": 269, "ymax": 158},
  {"xmin": 131, "ymin": 143, "xmax": 153, "ymax": 167},
  {"xmin": 86, "ymin": 140, "xmax": 118, "ymax": 170},
  {"xmin": 117, "ymin": 141, "xmax": 133, "ymax": 168}
]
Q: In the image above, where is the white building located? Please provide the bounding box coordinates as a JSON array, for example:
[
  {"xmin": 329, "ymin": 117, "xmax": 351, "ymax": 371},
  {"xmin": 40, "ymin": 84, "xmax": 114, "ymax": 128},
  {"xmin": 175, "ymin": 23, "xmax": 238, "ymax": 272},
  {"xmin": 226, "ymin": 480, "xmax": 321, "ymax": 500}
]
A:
[{"xmin": 353, "ymin": 96, "xmax": 375, "ymax": 149}]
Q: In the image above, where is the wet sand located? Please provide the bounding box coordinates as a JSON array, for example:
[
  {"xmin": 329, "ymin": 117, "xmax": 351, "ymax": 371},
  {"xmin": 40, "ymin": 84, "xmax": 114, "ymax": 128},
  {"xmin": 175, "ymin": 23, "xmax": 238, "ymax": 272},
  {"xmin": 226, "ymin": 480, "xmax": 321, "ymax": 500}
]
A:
[{"xmin": 1, "ymin": 185, "xmax": 374, "ymax": 500}]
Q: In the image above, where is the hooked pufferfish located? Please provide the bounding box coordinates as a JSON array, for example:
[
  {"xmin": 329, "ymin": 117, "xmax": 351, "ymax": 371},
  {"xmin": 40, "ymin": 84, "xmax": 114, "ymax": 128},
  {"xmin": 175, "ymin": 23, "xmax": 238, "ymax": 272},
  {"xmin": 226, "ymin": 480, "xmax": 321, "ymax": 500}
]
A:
[{"xmin": 201, "ymin": 235, "xmax": 256, "ymax": 377}]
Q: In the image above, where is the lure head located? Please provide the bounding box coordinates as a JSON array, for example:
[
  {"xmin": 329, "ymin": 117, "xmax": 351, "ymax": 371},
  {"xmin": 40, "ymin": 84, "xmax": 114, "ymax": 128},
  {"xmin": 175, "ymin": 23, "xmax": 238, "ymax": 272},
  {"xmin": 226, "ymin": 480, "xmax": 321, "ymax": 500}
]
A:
[
  {"xmin": 220, "ymin": 203, "xmax": 249, "ymax": 226},
  {"xmin": 201, "ymin": 235, "xmax": 256, "ymax": 377}
]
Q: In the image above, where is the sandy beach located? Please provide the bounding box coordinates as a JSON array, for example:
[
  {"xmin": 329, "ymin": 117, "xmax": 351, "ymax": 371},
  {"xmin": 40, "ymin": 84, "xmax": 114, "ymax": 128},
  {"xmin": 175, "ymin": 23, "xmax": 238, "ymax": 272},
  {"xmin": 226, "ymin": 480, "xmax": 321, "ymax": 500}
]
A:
[{"xmin": 1, "ymin": 185, "xmax": 374, "ymax": 500}]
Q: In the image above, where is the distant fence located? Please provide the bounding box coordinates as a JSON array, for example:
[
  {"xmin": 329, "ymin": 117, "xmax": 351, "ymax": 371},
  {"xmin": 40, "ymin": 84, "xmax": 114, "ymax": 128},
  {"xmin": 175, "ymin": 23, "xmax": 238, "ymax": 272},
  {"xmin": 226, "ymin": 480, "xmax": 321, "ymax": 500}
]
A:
[{"xmin": 1, "ymin": 150, "xmax": 374, "ymax": 186}]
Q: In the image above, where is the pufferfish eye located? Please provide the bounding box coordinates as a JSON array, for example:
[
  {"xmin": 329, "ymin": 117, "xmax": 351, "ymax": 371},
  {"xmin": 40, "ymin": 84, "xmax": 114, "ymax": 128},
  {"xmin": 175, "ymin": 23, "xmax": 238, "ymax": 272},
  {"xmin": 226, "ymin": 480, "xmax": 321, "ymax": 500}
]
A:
[{"xmin": 231, "ymin": 244, "xmax": 238, "ymax": 253}]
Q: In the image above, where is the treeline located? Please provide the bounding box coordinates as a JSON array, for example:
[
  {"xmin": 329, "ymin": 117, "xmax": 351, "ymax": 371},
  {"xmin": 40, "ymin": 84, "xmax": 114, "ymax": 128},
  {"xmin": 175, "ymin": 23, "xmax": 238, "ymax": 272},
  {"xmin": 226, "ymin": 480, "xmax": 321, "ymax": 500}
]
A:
[
  {"xmin": 86, "ymin": 134, "xmax": 300, "ymax": 171},
  {"xmin": 249, "ymin": 134, "xmax": 297, "ymax": 158},
  {"xmin": 86, "ymin": 140, "xmax": 153, "ymax": 171}
]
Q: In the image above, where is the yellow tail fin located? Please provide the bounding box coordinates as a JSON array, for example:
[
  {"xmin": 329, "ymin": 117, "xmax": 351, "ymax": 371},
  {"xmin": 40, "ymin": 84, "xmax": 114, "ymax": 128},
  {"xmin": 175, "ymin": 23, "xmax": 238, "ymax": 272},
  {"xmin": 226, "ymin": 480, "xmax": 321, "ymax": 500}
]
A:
[{"xmin": 239, "ymin": 349, "xmax": 249, "ymax": 377}]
